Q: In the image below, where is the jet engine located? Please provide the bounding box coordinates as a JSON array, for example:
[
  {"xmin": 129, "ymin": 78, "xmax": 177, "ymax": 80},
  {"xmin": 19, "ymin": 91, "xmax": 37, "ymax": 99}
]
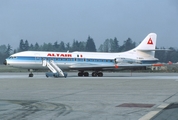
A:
[{"xmin": 114, "ymin": 57, "xmax": 141, "ymax": 64}]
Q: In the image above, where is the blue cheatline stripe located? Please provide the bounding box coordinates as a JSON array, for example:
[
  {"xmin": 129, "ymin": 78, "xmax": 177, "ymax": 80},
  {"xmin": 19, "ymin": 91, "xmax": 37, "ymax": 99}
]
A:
[
  {"xmin": 8, "ymin": 56, "xmax": 158, "ymax": 64},
  {"xmin": 8, "ymin": 56, "xmax": 115, "ymax": 65}
]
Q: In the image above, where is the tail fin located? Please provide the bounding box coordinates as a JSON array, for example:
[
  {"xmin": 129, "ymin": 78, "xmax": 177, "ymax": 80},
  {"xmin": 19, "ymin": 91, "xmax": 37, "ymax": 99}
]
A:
[
  {"xmin": 134, "ymin": 33, "xmax": 157, "ymax": 50},
  {"xmin": 134, "ymin": 33, "xmax": 157, "ymax": 58}
]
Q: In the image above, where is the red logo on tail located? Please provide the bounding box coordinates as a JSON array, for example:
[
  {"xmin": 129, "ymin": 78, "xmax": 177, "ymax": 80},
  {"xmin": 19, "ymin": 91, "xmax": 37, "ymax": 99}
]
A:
[{"xmin": 147, "ymin": 38, "xmax": 153, "ymax": 44}]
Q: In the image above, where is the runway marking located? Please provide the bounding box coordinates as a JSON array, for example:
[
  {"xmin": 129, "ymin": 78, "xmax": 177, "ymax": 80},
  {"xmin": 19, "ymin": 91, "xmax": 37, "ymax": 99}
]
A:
[
  {"xmin": 139, "ymin": 111, "xmax": 160, "ymax": 120},
  {"xmin": 139, "ymin": 103, "xmax": 169, "ymax": 120}
]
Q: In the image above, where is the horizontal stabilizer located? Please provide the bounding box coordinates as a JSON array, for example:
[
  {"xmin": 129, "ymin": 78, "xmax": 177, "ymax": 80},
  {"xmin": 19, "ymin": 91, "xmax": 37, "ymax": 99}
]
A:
[{"xmin": 137, "ymin": 49, "xmax": 171, "ymax": 51}]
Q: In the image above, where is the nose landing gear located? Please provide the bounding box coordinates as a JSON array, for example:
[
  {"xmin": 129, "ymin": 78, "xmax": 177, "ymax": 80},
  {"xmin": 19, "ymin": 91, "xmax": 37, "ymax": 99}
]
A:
[
  {"xmin": 29, "ymin": 73, "xmax": 34, "ymax": 77},
  {"xmin": 28, "ymin": 69, "xmax": 34, "ymax": 77}
]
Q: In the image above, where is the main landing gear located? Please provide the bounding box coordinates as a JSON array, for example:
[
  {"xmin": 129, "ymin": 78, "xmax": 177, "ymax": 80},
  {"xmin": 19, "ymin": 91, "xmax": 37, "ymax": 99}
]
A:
[
  {"xmin": 91, "ymin": 71, "xmax": 103, "ymax": 77},
  {"xmin": 78, "ymin": 71, "xmax": 89, "ymax": 77},
  {"xmin": 78, "ymin": 71, "xmax": 103, "ymax": 77}
]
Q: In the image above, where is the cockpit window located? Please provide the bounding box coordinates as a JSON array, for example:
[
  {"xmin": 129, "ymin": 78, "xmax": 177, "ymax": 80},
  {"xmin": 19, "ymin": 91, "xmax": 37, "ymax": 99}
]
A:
[{"xmin": 8, "ymin": 56, "xmax": 17, "ymax": 59}]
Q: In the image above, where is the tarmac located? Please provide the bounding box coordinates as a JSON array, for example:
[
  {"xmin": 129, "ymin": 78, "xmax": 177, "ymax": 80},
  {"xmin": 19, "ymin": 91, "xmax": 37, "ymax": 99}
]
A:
[{"xmin": 0, "ymin": 72, "xmax": 178, "ymax": 120}]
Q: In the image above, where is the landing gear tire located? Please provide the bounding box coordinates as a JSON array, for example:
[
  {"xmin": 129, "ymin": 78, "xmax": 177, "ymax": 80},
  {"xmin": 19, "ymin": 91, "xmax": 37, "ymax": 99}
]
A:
[
  {"xmin": 97, "ymin": 72, "xmax": 103, "ymax": 77},
  {"xmin": 78, "ymin": 71, "xmax": 89, "ymax": 77},
  {"xmin": 92, "ymin": 72, "xmax": 103, "ymax": 77},
  {"xmin": 92, "ymin": 72, "xmax": 97, "ymax": 77},
  {"xmin": 78, "ymin": 72, "xmax": 83, "ymax": 77},
  {"xmin": 84, "ymin": 72, "xmax": 89, "ymax": 77},
  {"xmin": 29, "ymin": 73, "xmax": 33, "ymax": 77}
]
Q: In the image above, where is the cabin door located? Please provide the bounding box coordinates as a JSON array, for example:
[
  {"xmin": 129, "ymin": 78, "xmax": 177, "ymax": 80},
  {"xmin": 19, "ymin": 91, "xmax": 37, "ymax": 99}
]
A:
[{"xmin": 34, "ymin": 53, "xmax": 42, "ymax": 64}]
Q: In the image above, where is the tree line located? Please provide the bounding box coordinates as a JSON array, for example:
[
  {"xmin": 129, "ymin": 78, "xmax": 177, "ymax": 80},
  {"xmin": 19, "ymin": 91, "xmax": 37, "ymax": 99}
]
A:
[{"xmin": 0, "ymin": 36, "xmax": 178, "ymax": 64}]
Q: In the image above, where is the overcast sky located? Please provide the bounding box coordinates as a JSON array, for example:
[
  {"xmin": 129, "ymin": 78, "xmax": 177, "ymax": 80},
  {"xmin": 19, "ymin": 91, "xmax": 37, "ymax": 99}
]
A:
[{"xmin": 0, "ymin": 0, "xmax": 178, "ymax": 49}]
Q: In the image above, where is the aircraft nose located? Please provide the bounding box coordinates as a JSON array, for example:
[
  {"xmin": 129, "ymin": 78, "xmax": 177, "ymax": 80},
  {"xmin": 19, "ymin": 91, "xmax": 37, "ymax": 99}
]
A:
[{"xmin": 3, "ymin": 60, "xmax": 7, "ymax": 65}]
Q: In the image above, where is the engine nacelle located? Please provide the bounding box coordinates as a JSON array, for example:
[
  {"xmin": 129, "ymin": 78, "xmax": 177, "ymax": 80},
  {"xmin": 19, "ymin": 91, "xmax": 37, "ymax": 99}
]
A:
[
  {"xmin": 114, "ymin": 58, "xmax": 124, "ymax": 63},
  {"xmin": 114, "ymin": 57, "xmax": 141, "ymax": 64}
]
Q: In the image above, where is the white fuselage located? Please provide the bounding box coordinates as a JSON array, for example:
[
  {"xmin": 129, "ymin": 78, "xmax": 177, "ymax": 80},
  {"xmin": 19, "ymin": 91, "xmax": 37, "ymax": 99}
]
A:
[{"xmin": 5, "ymin": 50, "xmax": 158, "ymax": 70}]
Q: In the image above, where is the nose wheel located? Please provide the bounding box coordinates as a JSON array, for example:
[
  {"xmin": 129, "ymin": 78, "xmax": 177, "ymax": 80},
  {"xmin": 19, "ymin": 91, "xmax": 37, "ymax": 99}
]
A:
[
  {"xmin": 28, "ymin": 69, "xmax": 34, "ymax": 77},
  {"xmin": 29, "ymin": 73, "xmax": 34, "ymax": 77}
]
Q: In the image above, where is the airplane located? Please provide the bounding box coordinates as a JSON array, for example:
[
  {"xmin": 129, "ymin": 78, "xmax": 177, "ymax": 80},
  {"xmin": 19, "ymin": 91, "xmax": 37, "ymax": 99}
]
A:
[{"xmin": 3, "ymin": 33, "xmax": 163, "ymax": 78}]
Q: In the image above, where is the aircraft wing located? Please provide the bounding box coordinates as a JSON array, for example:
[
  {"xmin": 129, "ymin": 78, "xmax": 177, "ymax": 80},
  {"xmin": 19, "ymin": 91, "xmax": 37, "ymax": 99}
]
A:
[
  {"xmin": 69, "ymin": 63, "xmax": 162, "ymax": 71},
  {"xmin": 69, "ymin": 63, "xmax": 115, "ymax": 70}
]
